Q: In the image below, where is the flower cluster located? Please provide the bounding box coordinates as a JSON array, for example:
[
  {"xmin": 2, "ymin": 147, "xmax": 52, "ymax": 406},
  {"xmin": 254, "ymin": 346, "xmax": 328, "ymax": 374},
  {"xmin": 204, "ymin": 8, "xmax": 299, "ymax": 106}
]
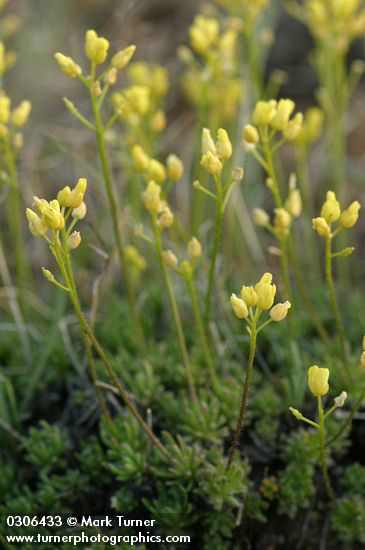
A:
[
  {"xmin": 162, "ymin": 236, "xmax": 203, "ymax": 278},
  {"xmin": 132, "ymin": 144, "xmax": 184, "ymax": 186},
  {"xmin": 26, "ymin": 178, "xmax": 87, "ymax": 251},
  {"xmin": 200, "ymin": 127, "xmax": 232, "ymax": 175},
  {"xmin": 243, "ymin": 98, "xmax": 303, "ymax": 150},
  {"xmin": 312, "ymin": 191, "xmax": 361, "ymax": 238},
  {"xmin": 231, "ymin": 272, "xmax": 291, "ymax": 325},
  {"xmin": 180, "ymin": 15, "xmax": 243, "ymax": 122},
  {"xmin": 141, "ymin": 180, "xmax": 174, "ymax": 230},
  {"xmin": 0, "ymin": 92, "xmax": 31, "ymax": 149}
]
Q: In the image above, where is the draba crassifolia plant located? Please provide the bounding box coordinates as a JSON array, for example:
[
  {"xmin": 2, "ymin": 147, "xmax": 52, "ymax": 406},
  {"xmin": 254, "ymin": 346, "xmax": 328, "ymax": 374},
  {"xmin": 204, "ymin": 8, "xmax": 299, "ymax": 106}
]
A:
[{"xmin": 2, "ymin": 0, "xmax": 365, "ymax": 546}]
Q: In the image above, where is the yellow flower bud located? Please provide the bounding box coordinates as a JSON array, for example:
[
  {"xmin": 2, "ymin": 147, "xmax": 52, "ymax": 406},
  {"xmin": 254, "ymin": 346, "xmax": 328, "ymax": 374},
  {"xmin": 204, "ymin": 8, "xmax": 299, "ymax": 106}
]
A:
[
  {"xmin": 289, "ymin": 407, "xmax": 304, "ymax": 421},
  {"xmin": 41, "ymin": 267, "xmax": 55, "ymax": 282},
  {"xmin": 283, "ymin": 113, "xmax": 303, "ymax": 140},
  {"xmin": 11, "ymin": 100, "xmax": 31, "ymax": 128},
  {"xmin": 187, "ymin": 237, "xmax": 202, "ymax": 259},
  {"xmin": 111, "ymin": 45, "xmax": 136, "ymax": 70},
  {"xmin": 200, "ymin": 151, "xmax": 222, "ymax": 175},
  {"xmin": 243, "ymin": 124, "xmax": 259, "ymax": 147},
  {"xmin": 285, "ymin": 179, "xmax": 302, "ymax": 218},
  {"xmin": 72, "ymin": 201, "xmax": 87, "ymax": 220},
  {"xmin": 26, "ymin": 208, "xmax": 48, "ymax": 236},
  {"xmin": 67, "ymin": 230, "xmax": 81, "ymax": 250},
  {"xmin": 158, "ymin": 204, "xmax": 174, "ymax": 229},
  {"xmin": 362, "ymin": 335, "xmax": 365, "ymax": 350},
  {"xmin": 106, "ymin": 68, "xmax": 117, "ymax": 85},
  {"xmin": 312, "ymin": 217, "xmax": 331, "ymax": 237},
  {"xmin": 339, "ymin": 201, "xmax": 361, "ymax": 228},
  {"xmin": 132, "ymin": 144, "xmax": 150, "ymax": 173},
  {"xmin": 142, "ymin": 180, "xmax": 161, "ymax": 214},
  {"xmin": 166, "ymin": 154, "xmax": 184, "ymax": 182},
  {"xmin": 321, "ymin": 191, "xmax": 341, "ymax": 223},
  {"xmin": 150, "ymin": 110, "xmax": 166, "ymax": 133},
  {"xmin": 216, "ymin": 128, "xmax": 232, "ymax": 160},
  {"xmin": 123, "ymin": 85, "xmax": 150, "ymax": 116},
  {"xmin": 308, "ymin": 365, "xmax": 329, "ymax": 397},
  {"xmin": 334, "ymin": 391, "xmax": 347, "ymax": 407},
  {"xmin": 255, "ymin": 273, "xmax": 276, "ymax": 310},
  {"xmin": 91, "ymin": 80, "xmax": 102, "ymax": 97},
  {"xmin": 270, "ymin": 98, "xmax": 295, "ymax": 131},
  {"xmin": 361, "ymin": 351, "xmax": 365, "ymax": 368},
  {"xmin": 0, "ymin": 95, "xmax": 10, "ymax": 123},
  {"xmin": 125, "ymin": 245, "xmax": 146, "ymax": 272},
  {"xmin": 181, "ymin": 259, "xmax": 193, "ymax": 278},
  {"xmin": 189, "ymin": 16, "xmax": 219, "ymax": 54},
  {"xmin": 230, "ymin": 293, "xmax": 249, "ymax": 319},
  {"xmin": 57, "ymin": 178, "xmax": 87, "ymax": 209},
  {"xmin": 274, "ymin": 208, "xmax": 292, "ymax": 235},
  {"xmin": 85, "ymin": 29, "xmax": 109, "ymax": 65},
  {"xmin": 270, "ymin": 301, "xmax": 291, "ymax": 321},
  {"xmin": 148, "ymin": 159, "xmax": 166, "ymax": 185},
  {"xmin": 54, "ymin": 52, "xmax": 82, "ymax": 78},
  {"xmin": 202, "ymin": 127, "xmax": 217, "ymax": 155},
  {"xmin": 252, "ymin": 207, "xmax": 270, "ymax": 227},
  {"xmin": 162, "ymin": 249, "xmax": 178, "ymax": 268},
  {"xmin": 252, "ymin": 100, "xmax": 277, "ymax": 126},
  {"xmin": 241, "ymin": 286, "xmax": 257, "ymax": 307}
]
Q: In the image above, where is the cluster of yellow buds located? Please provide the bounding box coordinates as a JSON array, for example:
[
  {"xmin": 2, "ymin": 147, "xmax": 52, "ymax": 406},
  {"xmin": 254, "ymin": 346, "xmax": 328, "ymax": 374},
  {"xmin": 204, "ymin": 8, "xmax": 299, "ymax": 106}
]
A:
[
  {"xmin": 290, "ymin": 0, "xmax": 365, "ymax": 54},
  {"xmin": 132, "ymin": 144, "xmax": 184, "ymax": 186},
  {"xmin": 0, "ymin": 39, "xmax": 16, "ymax": 76},
  {"xmin": 26, "ymin": 178, "xmax": 87, "ymax": 250},
  {"xmin": 231, "ymin": 272, "xmax": 291, "ymax": 324},
  {"xmin": 200, "ymin": 127, "xmax": 232, "ymax": 175},
  {"xmin": 243, "ymin": 98, "xmax": 303, "ymax": 149},
  {"xmin": 111, "ymin": 62, "xmax": 169, "ymax": 134},
  {"xmin": 0, "ymin": 92, "xmax": 31, "ymax": 149},
  {"xmin": 313, "ymin": 190, "xmax": 361, "ymax": 238},
  {"xmin": 141, "ymin": 180, "xmax": 174, "ymax": 231},
  {"xmin": 162, "ymin": 237, "xmax": 203, "ymax": 280},
  {"xmin": 180, "ymin": 15, "xmax": 243, "ymax": 122}
]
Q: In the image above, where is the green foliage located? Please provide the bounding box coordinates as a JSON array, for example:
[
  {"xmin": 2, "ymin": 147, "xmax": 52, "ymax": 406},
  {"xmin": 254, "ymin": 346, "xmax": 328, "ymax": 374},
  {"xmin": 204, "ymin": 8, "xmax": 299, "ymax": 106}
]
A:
[{"xmin": 24, "ymin": 421, "xmax": 69, "ymax": 472}]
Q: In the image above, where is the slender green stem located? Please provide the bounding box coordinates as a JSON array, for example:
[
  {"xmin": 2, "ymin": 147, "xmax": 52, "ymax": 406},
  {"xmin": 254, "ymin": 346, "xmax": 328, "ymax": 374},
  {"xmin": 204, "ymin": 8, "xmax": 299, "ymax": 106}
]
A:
[
  {"xmin": 226, "ymin": 324, "xmax": 257, "ymax": 469},
  {"xmin": 318, "ymin": 396, "xmax": 335, "ymax": 501},
  {"xmin": 55, "ymin": 238, "xmax": 168, "ymax": 458},
  {"xmin": 3, "ymin": 139, "xmax": 27, "ymax": 297},
  {"xmin": 153, "ymin": 222, "xmax": 198, "ymax": 404},
  {"xmin": 205, "ymin": 175, "xmax": 223, "ymax": 329},
  {"xmin": 90, "ymin": 93, "xmax": 146, "ymax": 354},
  {"xmin": 186, "ymin": 274, "xmax": 219, "ymax": 390},
  {"xmin": 262, "ymin": 132, "xmax": 283, "ymax": 207},
  {"xmin": 325, "ymin": 236, "xmax": 347, "ymax": 363},
  {"xmin": 328, "ymin": 385, "xmax": 365, "ymax": 445}
]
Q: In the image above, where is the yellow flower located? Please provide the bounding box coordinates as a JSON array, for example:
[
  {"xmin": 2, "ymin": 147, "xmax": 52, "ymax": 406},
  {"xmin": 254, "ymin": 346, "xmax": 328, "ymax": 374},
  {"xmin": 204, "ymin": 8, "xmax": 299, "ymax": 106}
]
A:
[
  {"xmin": 26, "ymin": 208, "xmax": 48, "ymax": 236},
  {"xmin": 132, "ymin": 144, "xmax": 150, "ymax": 173},
  {"xmin": 111, "ymin": 45, "xmax": 136, "ymax": 70},
  {"xmin": 308, "ymin": 365, "xmax": 329, "ymax": 397},
  {"xmin": 0, "ymin": 95, "xmax": 10, "ymax": 124},
  {"xmin": 72, "ymin": 202, "xmax": 87, "ymax": 220},
  {"xmin": 285, "ymin": 183, "xmax": 302, "ymax": 218},
  {"xmin": 33, "ymin": 197, "xmax": 65, "ymax": 230},
  {"xmin": 189, "ymin": 16, "xmax": 219, "ymax": 54},
  {"xmin": 321, "ymin": 191, "xmax": 341, "ymax": 223},
  {"xmin": 270, "ymin": 301, "xmax": 291, "ymax": 321},
  {"xmin": 202, "ymin": 127, "xmax": 217, "ymax": 155},
  {"xmin": 148, "ymin": 159, "xmax": 166, "ymax": 185},
  {"xmin": 57, "ymin": 178, "xmax": 87, "ymax": 209},
  {"xmin": 312, "ymin": 217, "xmax": 331, "ymax": 237},
  {"xmin": 339, "ymin": 200, "xmax": 361, "ymax": 228},
  {"xmin": 255, "ymin": 273, "xmax": 276, "ymax": 310},
  {"xmin": 11, "ymin": 100, "xmax": 31, "ymax": 128},
  {"xmin": 270, "ymin": 98, "xmax": 295, "ymax": 131},
  {"xmin": 166, "ymin": 154, "xmax": 184, "ymax": 182},
  {"xmin": 274, "ymin": 208, "xmax": 292, "ymax": 235},
  {"xmin": 187, "ymin": 237, "xmax": 202, "ymax": 259},
  {"xmin": 216, "ymin": 128, "xmax": 232, "ymax": 160},
  {"xmin": 85, "ymin": 29, "xmax": 109, "ymax": 65},
  {"xmin": 67, "ymin": 231, "xmax": 81, "ymax": 250},
  {"xmin": 241, "ymin": 286, "xmax": 257, "ymax": 307},
  {"xmin": 200, "ymin": 151, "xmax": 222, "ymax": 175},
  {"xmin": 142, "ymin": 180, "xmax": 161, "ymax": 214},
  {"xmin": 252, "ymin": 208, "xmax": 270, "ymax": 227},
  {"xmin": 230, "ymin": 293, "xmax": 249, "ymax": 319},
  {"xmin": 282, "ymin": 112, "xmax": 303, "ymax": 140},
  {"xmin": 243, "ymin": 124, "xmax": 259, "ymax": 147},
  {"xmin": 162, "ymin": 249, "xmax": 178, "ymax": 268},
  {"xmin": 150, "ymin": 110, "xmax": 166, "ymax": 133},
  {"xmin": 123, "ymin": 85, "xmax": 150, "ymax": 116},
  {"xmin": 158, "ymin": 203, "xmax": 174, "ymax": 229},
  {"xmin": 54, "ymin": 52, "xmax": 82, "ymax": 78},
  {"xmin": 252, "ymin": 100, "xmax": 277, "ymax": 126}
]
